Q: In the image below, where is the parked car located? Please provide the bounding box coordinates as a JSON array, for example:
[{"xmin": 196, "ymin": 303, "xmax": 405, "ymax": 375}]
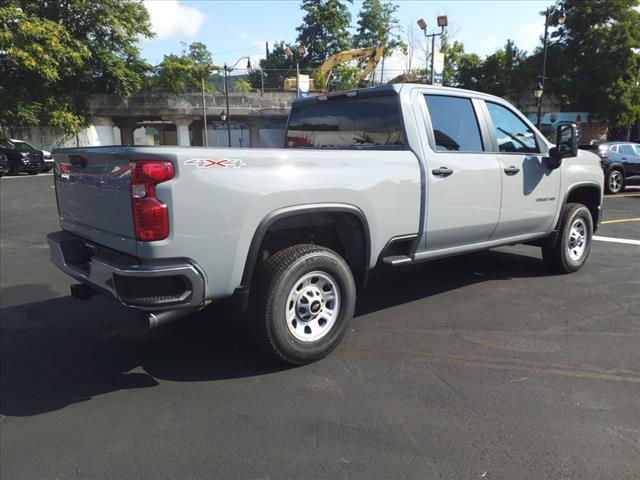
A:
[
  {"xmin": 594, "ymin": 142, "xmax": 640, "ymax": 193},
  {"xmin": 47, "ymin": 84, "xmax": 603, "ymax": 364},
  {"xmin": 0, "ymin": 138, "xmax": 48, "ymax": 175},
  {"xmin": 0, "ymin": 154, "xmax": 9, "ymax": 176}
]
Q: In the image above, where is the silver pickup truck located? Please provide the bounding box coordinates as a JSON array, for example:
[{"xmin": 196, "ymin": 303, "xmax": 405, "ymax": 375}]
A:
[{"xmin": 47, "ymin": 84, "xmax": 603, "ymax": 364}]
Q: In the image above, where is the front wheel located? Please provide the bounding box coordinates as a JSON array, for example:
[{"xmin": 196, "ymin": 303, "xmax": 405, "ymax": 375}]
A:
[
  {"xmin": 251, "ymin": 244, "xmax": 356, "ymax": 364},
  {"xmin": 542, "ymin": 203, "xmax": 593, "ymax": 273}
]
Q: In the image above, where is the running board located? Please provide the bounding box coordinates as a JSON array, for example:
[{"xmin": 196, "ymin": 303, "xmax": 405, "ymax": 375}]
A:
[{"xmin": 382, "ymin": 255, "xmax": 412, "ymax": 266}]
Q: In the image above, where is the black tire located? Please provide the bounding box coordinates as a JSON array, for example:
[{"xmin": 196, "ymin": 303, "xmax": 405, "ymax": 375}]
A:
[
  {"xmin": 605, "ymin": 169, "xmax": 624, "ymax": 194},
  {"xmin": 28, "ymin": 171, "xmax": 38, "ymax": 175},
  {"xmin": 250, "ymin": 244, "xmax": 356, "ymax": 365},
  {"xmin": 542, "ymin": 203, "xmax": 593, "ymax": 273}
]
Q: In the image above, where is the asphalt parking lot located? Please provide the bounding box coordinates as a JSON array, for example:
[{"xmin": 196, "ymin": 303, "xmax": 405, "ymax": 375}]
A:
[{"xmin": 1, "ymin": 173, "xmax": 639, "ymax": 480}]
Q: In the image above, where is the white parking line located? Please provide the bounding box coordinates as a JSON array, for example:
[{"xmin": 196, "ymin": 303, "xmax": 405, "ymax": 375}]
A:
[
  {"xmin": 0, "ymin": 173, "xmax": 53, "ymax": 180},
  {"xmin": 593, "ymin": 236, "xmax": 640, "ymax": 246}
]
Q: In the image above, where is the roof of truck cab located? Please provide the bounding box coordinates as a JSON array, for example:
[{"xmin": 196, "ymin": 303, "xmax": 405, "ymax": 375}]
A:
[{"xmin": 292, "ymin": 83, "xmax": 513, "ymax": 107}]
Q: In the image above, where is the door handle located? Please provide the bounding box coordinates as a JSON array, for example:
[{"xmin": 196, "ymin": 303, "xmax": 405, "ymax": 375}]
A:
[
  {"xmin": 504, "ymin": 165, "xmax": 520, "ymax": 175},
  {"xmin": 432, "ymin": 166, "xmax": 453, "ymax": 177}
]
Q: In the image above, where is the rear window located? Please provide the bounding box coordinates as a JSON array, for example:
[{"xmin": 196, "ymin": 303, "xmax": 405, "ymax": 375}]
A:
[
  {"xmin": 424, "ymin": 95, "xmax": 483, "ymax": 152},
  {"xmin": 285, "ymin": 95, "xmax": 405, "ymax": 149}
]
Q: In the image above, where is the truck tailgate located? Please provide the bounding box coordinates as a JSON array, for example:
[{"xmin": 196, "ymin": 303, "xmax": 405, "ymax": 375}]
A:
[{"xmin": 54, "ymin": 147, "xmax": 137, "ymax": 255}]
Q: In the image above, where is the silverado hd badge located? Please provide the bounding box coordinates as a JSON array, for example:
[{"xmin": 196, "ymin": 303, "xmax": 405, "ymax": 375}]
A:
[{"xmin": 184, "ymin": 158, "xmax": 246, "ymax": 169}]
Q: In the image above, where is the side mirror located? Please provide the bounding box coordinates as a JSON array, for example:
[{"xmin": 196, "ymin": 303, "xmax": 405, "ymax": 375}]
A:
[{"xmin": 547, "ymin": 123, "xmax": 578, "ymax": 169}]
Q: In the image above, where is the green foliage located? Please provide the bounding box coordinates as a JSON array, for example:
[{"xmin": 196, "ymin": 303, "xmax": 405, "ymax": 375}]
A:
[
  {"xmin": 151, "ymin": 41, "xmax": 219, "ymax": 95},
  {"xmin": 0, "ymin": 0, "xmax": 153, "ymax": 133},
  {"xmin": 250, "ymin": 41, "xmax": 300, "ymax": 91},
  {"xmin": 154, "ymin": 55, "xmax": 201, "ymax": 94},
  {"xmin": 438, "ymin": 35, "xmax": 482, "ymax": 88},
  {"xmin": 296, "ymin": 0, "xmax": 353, "ymax": 67},
  {"xmin": 329, "ymin": 65, "xmax": 361, "ymax": 90},
  {"xmin": 354, "ymin": 0, "xmax": 404, "ymax": 54},
  {"xmin": 232, "ymin": 78, "xmax": 252, "ymax": 92},
  {"xmin": 548, "ymin": 0, "xmax": 640, "ymax": 127},
  {"xmin": 188, "ymin": 41, "xmax": 213, "ymax": 66}
]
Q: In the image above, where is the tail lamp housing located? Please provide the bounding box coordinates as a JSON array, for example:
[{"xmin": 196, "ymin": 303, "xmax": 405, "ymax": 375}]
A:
[{"xmin": 130, "ymin": 161, "xmax": 174, "ymax": 241}]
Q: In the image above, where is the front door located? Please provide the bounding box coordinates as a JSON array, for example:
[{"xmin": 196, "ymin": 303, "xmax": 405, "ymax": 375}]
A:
[
  {"xmin": 483, "ymin": 101, "xmax": 561, "ymax": 239},
  {"xmin": 420, "ymin": 94, "xmax": 502, "ymax": 251}
]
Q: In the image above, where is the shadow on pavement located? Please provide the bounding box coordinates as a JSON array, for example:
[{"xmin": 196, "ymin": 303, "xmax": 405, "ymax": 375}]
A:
[{"xmin": 0, "ymin": 249, "xmax": 548, "ymax": 417}]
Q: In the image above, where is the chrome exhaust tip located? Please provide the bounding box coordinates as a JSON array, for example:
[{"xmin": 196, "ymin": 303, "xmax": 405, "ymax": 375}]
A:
[{"xmin": 137, "ymin": 307, "xmax": 199, "ymax": 331}]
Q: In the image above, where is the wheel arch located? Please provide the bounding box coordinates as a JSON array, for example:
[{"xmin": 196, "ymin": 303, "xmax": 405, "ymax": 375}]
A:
[
  {"xmin": 556, "ymin": 182, "xmax": 602, "ymax": 233},
  {"xmin": 236, "ymin": 203, "xmax": 371, "ymax": 308}
]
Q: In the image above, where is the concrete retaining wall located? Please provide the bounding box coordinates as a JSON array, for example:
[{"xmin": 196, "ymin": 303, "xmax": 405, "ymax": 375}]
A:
[{"xmin": 1, "ymin": 125, "xmax": 118, "ymax": 151}]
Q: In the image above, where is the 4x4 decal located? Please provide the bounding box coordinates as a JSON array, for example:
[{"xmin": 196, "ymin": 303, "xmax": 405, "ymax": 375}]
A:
[{"xmin": 184, "ymin": 158, "xmax": 246, "ymax": 169}]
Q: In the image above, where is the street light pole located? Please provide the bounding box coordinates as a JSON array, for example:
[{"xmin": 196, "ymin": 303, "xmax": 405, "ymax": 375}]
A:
[
  {"xmin": 536, "ymin": 3, "xmax": 566, "ymax": 129},
  {"xmin": 201, "ymin": 73, "xmax": 208, "ymax": 147},
  {"xmin": 537, "ymin": 9, "xmax": 551, "ymax": 130},
  {"xmin": 417, "ymin": 17, "xmax": 447, "ymax": 85},
  {"xmin": 431, "ymin": 33, "xmax": 436, "ymax": 85},
  {"xmin": 223, "ymin": 64, "xmax": 231, "ymax": 147},
  {"xmin": 223, "ymin": 57, "xmax": 253, "ymax": 147}
]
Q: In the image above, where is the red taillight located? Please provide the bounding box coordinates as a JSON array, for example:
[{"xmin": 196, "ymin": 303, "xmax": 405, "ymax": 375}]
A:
[{"xmin": 131, "ymin": 161, "xmax": 174, "ymax": 241}]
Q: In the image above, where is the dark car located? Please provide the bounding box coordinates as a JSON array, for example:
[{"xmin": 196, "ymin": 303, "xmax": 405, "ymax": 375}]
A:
[
  {"xmin": 0, "ymin": 138, "xmax": 48, "ymax": 175},
  {"xmin": 597, "ymin": 142, "xmax": 640, "ymax": 193},
  {"xmin": 0, "ymin": 154, "xmax": 9, "ymax": 176}
]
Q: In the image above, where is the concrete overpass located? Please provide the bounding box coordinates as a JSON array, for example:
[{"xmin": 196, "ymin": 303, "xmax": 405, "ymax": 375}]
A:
[{"xmin": 88, "ymin": 92, "xmax": 296, "ymax": 148}]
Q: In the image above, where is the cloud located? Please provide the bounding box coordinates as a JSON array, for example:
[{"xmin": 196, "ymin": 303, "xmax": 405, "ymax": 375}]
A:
[
  {"xmin": 143, "ymin": 0, "xmax": 205, "ymax": 40},
  {"xmin": 517, "ymin": 20, "xmax": 544, "ymax": 53}
]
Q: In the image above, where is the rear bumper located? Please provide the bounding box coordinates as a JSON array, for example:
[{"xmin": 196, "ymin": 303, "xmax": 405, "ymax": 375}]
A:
[{"xmin": 47, "ymin": 231, "xmax": 206, "ymax": 311}]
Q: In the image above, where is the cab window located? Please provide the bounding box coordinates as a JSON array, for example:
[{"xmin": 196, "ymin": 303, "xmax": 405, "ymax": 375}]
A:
[
  {"xmin": 486, "ymin": 102, "xmax": 539, "ymax": 153},
  {"xmin": 424, "ymin": 95, "xmax": 484, "ymax": 152}
]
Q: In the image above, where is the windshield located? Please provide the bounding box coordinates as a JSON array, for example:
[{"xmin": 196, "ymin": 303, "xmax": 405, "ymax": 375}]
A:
[
  {"xmin": 286, "ymin": 94, "xmax": 405, "ymax": 149},
  {"xmin": 0, "ymin": 139, "xmax": 16, "ymax": 149}
]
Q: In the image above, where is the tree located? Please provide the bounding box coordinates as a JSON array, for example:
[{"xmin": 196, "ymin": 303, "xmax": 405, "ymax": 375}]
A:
[
  {"xmin": 188, "ymin": 41, "xmax": 213, "ymax": 67},
  {"xmin": 438, "ymin": 35, "xmax": 482, "ymax": 89},
  {"xmin": 296, "ymin": 0, "xmax": 353, "ymax": 67},
  {"xmin": 550, "ymin": 0, "xmax": 640, "ymax": 129},
  {"xmin": 249, "ymin": 41, "xmax": 300, "ymax": 91},
  {"xmin": 353, "ymin": 0, "xmax": 405, "ymax": 80},
  {"xmin": 153, "ymin": 55, "xmax": 201, "ymax": 94},
  {"xmin": 0, "ymin": 0, "xmax": 152, "ymax": 133},
  {"xmin": 476, "ymin": 40, "xmax": 531, "ymax": 106},
  {"xmin": 232, "ymin": 78, "xmax": 252, "ymax": 92},
  {"xmin": 152, "ymin": 42, "xmax": 217, "ymax": 94}
]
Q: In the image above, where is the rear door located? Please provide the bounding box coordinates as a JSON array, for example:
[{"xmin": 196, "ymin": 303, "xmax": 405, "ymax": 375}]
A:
[
  {"xmin": 482, "ymin": 101, "xmax": 561, "ymax": 239},
  {"xmin": 417, "ymin": 93, "xmax": 502, "ymax": 251},
  {"xmin": 620, "ymin": 144, "xmax": 640, "ymax": 178}
]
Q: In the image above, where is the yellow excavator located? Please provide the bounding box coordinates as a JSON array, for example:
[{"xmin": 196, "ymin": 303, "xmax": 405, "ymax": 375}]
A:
[{"xmin": 283, "ymin": 46, "xmax": 384, "ymax": 93}]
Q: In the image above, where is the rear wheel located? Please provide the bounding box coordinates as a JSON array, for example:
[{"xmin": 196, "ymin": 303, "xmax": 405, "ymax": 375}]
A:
[
  {"xmin": 605, "ymin": 169, "xmax": 624, "ymax": 194},
  {"xmin": 250, "ymin": 244, "xmax": 356, "ymax": 364},
  {"xmin": 542, "ymin": 203, "xmax": 593, "ymax": 273}
]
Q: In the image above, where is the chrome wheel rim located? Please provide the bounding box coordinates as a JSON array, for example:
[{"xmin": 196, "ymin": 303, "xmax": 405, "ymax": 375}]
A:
[
  {"xmin": 608, "ymin": 171, "xmax": 622, "ymax": 193},
  {"xmin": 567, "ymin": 218, "xmax": 587, "ymax": 261},
  {"xmin": 285, "ymin": 271, "xmax": 340, "ymax": 342}
]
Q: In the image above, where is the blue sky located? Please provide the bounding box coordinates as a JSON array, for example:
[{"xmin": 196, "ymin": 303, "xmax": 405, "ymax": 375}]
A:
[{"xmin": 140, "ymin": 0, "xmax": 558, "ymax": 73}]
